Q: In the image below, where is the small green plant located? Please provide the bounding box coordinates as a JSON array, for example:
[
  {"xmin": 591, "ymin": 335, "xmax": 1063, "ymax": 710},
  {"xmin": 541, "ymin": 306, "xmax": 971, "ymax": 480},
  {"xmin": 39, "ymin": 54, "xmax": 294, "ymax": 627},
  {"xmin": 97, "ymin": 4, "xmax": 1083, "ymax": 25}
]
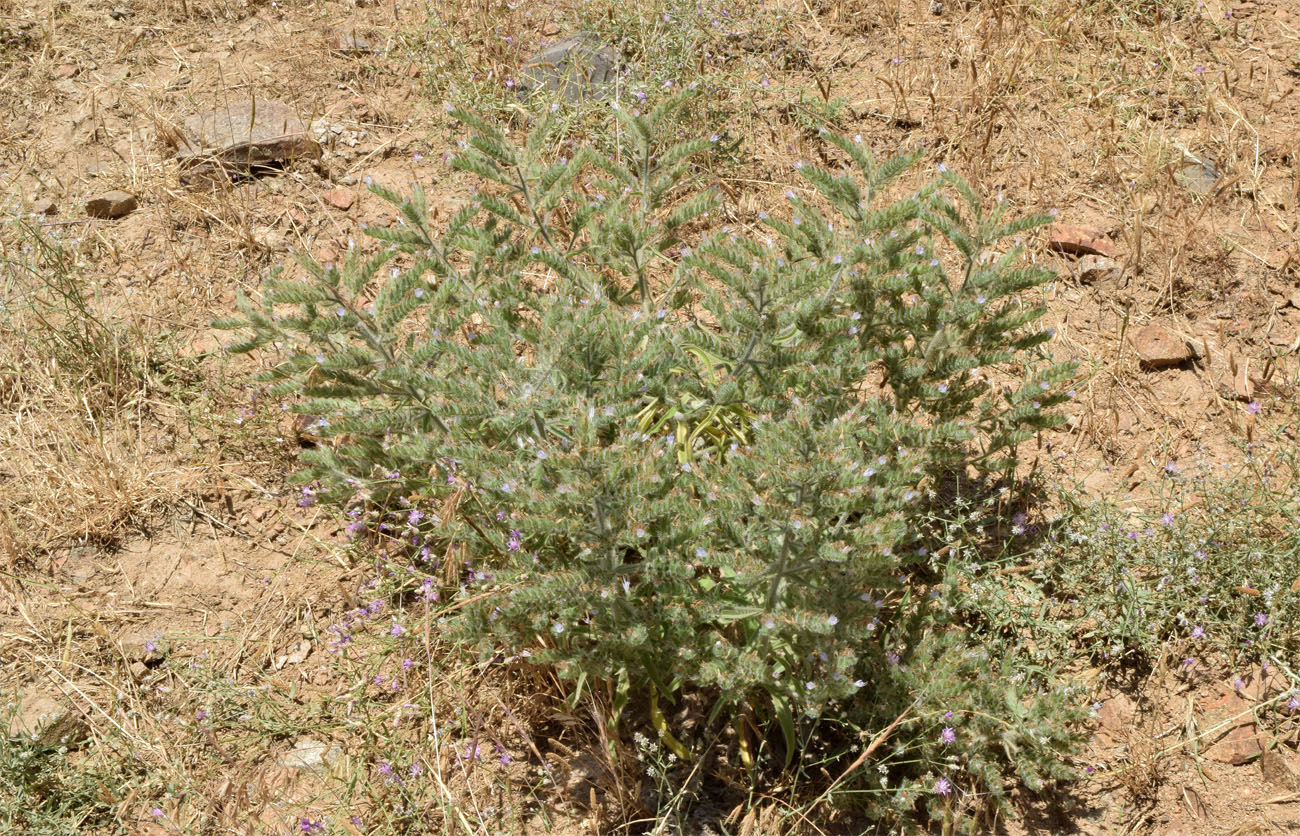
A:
[
  {"xmin": 0, "ymin": 709, "xmax": 111, "ymax": 836},
  {"xmin": 221, "ymin": 93, "xmax": 1078, "ymax": 828}
]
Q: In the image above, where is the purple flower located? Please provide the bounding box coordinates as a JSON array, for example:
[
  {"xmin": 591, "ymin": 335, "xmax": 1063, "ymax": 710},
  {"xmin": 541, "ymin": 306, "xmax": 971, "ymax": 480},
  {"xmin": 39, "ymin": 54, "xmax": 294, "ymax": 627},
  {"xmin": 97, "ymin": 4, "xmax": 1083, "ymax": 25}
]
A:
[
  {"xmin": 462, "ymin": 743, "xmax": 482, "ymax": 761},
  {"xmin": 377, "ymin": 761, "xmax": 392, "ymax": 775},
  {"xmin": 506, "ymin": 529, "xmax": 523, "ymax": 551},
  {"xmin": 1161, "ymin": 512, "xmax": 1174, "ymax": 526},
  {"xmin": 934, "ymin": 776, "xmax": 952, "ymax": 796},
  {"xmin": 1289, "ymin": 695, "xmax": 1300, "ymax": 712},
  {"xmin": 1247, "ymin": 401, "xmax": 1260, "ymax": 414},
  {"xmin": 1254, "ymin": 612, "xmax": 1268, "ymax": 627},
  {"xmin": 1191, "ymin": 625, "xmax": 1204, "ymax": 640},
  {"xmin": 495, "ymin": 742, "xmax": 511, "ymax": 765},
  {"xmin": 150, "ymin": 808, "xmax": 165, "ymax": 817},
  {"xmin": 886, "ymin": 651, "xmax": 900, "ymax": 666},
  {"xmin": 300, "ymin": 819, "xmax": 324, "ymax": 834},
  {"xmin": 402, "ymin": 657, "xmax": 415, "ymax": 670},
  {"xmin": 940, "ymin": 726, "xmax": 956, "ymax": 745},
  {"xmin": 407, "ymin": 509, "xmax": 424, "ymax": 527},
  {"xmin": 390, "ymin": 623, "xmax": 404, "ymax": 637},
  {"xmin": 408, "ymin": 761, "xmax": 424, "ymax": 777}
]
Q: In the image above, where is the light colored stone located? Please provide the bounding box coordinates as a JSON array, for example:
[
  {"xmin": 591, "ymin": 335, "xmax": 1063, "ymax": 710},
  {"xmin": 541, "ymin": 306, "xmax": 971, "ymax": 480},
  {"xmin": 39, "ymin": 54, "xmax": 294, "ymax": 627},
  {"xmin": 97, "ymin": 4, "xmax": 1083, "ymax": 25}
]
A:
[
  {"xmin": 29, "ymin": 198, "xmax": 57, "ymax": 215},
  {"xmin": 330, "ymin": 28, "xmax": 377, "ymax": 55},
  {"xmin": 176, "ymin": 99, "xmax": 320, "ymax": 183},
  {"xmin": 1049, "ymin": 223, "xmax": 1117, "ymax": 258},
  {"xmin": 1094, "ymin": 694, "xmax": 1135, "ymax": 746},
  {"xmin": 322, "ymin": 188, "xmax": 354, "ymax": 210},
  {"xmin": 1131, "ymin": 323, "xmax": 1195, "ymax": 369},
  {"xmin": 279, "ymin": 737, "xmax": 343, "ymax": 770},
  {"xmin": 85, "ymin": 190, "xmax": 137, "ymax": 219},
  {"xmin": 1260, "ymin": 749, "xmax": 1299, "ymax": 789},
  {"xmin": 1075, "ymin": 254, "xmax": 1122, "ymax": 283},
  {"xmin": 1176, "ymin": 159, "xmax": 1220, "ymax": 196},
  {"xmin": 1206, "ymin": 724, "xmax": 1262, "ymax": 764}
]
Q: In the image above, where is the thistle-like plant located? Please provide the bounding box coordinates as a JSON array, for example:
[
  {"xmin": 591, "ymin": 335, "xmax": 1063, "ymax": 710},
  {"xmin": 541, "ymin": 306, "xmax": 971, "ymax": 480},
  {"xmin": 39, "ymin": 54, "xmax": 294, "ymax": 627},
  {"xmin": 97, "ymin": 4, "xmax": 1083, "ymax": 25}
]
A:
[{"xmin": 219, "ymin": 94, "xmax": 1077, "ymax": 824}]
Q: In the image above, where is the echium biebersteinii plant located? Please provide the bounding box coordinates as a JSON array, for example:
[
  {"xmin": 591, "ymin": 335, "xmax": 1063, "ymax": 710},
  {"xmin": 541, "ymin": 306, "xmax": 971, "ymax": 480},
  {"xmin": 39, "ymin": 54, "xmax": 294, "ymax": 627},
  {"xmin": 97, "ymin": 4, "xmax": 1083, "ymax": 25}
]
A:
[{"xmin": 219, "ymin": 93, "xmax": 1077, "ymax": 824}]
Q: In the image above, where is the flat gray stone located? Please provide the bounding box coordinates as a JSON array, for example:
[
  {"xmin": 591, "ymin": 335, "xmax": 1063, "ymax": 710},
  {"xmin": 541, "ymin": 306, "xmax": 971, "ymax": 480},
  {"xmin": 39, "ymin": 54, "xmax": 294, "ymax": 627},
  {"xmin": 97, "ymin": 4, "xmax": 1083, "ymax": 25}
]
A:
[
  {"xmin": 278, "ymin": 737, "xmax": 343, "ymax": 770},
  {"xmin": 519, "ymin": 33, "xmax": 621, "ymax": 103},
  {"xmin": 330, "ymin": 28, "xmax": 377, "ymax": 55},
  {"xmin": 1075, "ymin": 254, "xmax": 1122, "ymax": 283},
  {"xmin": 176, "ymin": 99, "xmax": 320, "ymax": 183},
  {"xmin": 1176, "ymin": 159, "xmax": 1219, "ymax": 196}
]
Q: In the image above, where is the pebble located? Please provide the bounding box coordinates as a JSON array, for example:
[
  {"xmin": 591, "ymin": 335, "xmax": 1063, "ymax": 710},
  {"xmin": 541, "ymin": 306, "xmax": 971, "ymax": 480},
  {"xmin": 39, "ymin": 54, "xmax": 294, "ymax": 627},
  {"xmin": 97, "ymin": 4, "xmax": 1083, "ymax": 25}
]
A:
[
  {"xmin": 29, "ymin": 198, "xmax": 57, "ymax": 216},
  {"xmin": 1260, "ymin": 750, "xmax": 1299, "ymax": 790},
  {"xmin": 1074, "ymin": 254, "xmax": 1122, "ymax": 283},
  {"xmin": 329, "ymin": 28, "xmax": 377, "ymax": 55},
  {"xmin": 85, "ymin": 190, "xmax": 137, "ymax": 219},
  {"xmin": 1048, "ymin": 223, "xmax": 1117, "ymax": 258},
  {"xmin": 278, "ymin": 738, "xmax": 343, "ymax": 770},
  {"xmin": 1176, "ymin": 159, "xmax": 1219, "ymax": 196},
  {"xmin": 323, "ymin": 188, "xmax": 355, "ymax": 211},
  {"xmin": 1131, "ymin": 323, "xmax": 1196, "ymax": 369}
]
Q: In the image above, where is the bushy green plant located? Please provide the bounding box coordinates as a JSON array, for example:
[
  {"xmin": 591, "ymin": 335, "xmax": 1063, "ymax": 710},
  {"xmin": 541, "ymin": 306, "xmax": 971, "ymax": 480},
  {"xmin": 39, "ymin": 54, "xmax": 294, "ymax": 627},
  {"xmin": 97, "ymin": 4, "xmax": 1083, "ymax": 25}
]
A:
[{"xmin": 220, "ymin": 94, "xmax": 1077, "ymax": 825}]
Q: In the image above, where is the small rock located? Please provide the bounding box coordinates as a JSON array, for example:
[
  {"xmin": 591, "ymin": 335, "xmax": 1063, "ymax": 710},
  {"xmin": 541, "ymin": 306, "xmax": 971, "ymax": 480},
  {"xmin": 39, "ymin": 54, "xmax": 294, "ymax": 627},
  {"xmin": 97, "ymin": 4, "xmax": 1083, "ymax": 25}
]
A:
[
  {"xmin": 330, "ymin": 28, "xmax": 377, "ymax": 55},
  {"xmin": 129, "ymin": 661, "xmax": 150, "ymax": 680},
  {"xmin": 1075, "ymin": 254, "xmax": 1122, "ymax": 283},
  {"xmin": 1206, "ymin": 724, "xmax": 1262, "ymax": 764},
  {"xmin": 122, "ymin": 633, "xmax": 168, "ymax": 664},
  {"xmin": 541, "ymin": 21, "xmax": 560, "ymax": 36},
  {"xmin": 930, "ymin": 0, "xmax": 943, "ymax": 12},
  {"xmin": 1176, "ymin": 159, "xmax": 1219, "ymax": 196},
  {"xmin": 1095, "ymin": 694, "xmax": 1135, "ymax": 746},
  {"xmin": 55, "ymin": 63, "xmax": 78, "ymax": 79},
  {"xmin": 1048, "ymin": 224, "xmax": 1117, "ymax": 258},
  {"xmin": 279, "ymin": 738, "xmax": 343, "ymax": 770},
  {"xmin": 1288, "ymin": 291, "xmax": 1300, "ymax": 310},
  {"xmin": 323, "ymin": 188, "xmax": 355, "ymax": 211},
  {"xmin": 29, "ymin": 198, "xmax": 57, "ymax": 216},
  {"xmin": 1261, "ymin": 184, "xmax": 1294, "ymax": 211},
  {"xmin": 519, "ymin": 33, "xmax": 621, "ymax": 103},
  {"xmin": 273, "ymin": 639, "xmax": 312, "ymax": 670},
  {"xmin": 1214, "ymin": 357, "xmax": 1258, "ymax": 401},
  {"xmin": 85, "ymin": 190, "xmax": 137, "ymax": 219},
  {"xmin": 1260, "ymin": 749, "xmax": 1299, "ymax": 789},
  {"xmin": 1132, "ymin": 323, "xmax": 1196, "ymax": 369},
  {"xmin": 176, "ymin": 99, "xmax": 320, "ymax": 184},
  {"xmin": 9, "ymin": 691, "xmax": 65, "ymax": 737},
  {"xmin": 252, "ymin": 225, "xmax": 286, "ymax": 251}
]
